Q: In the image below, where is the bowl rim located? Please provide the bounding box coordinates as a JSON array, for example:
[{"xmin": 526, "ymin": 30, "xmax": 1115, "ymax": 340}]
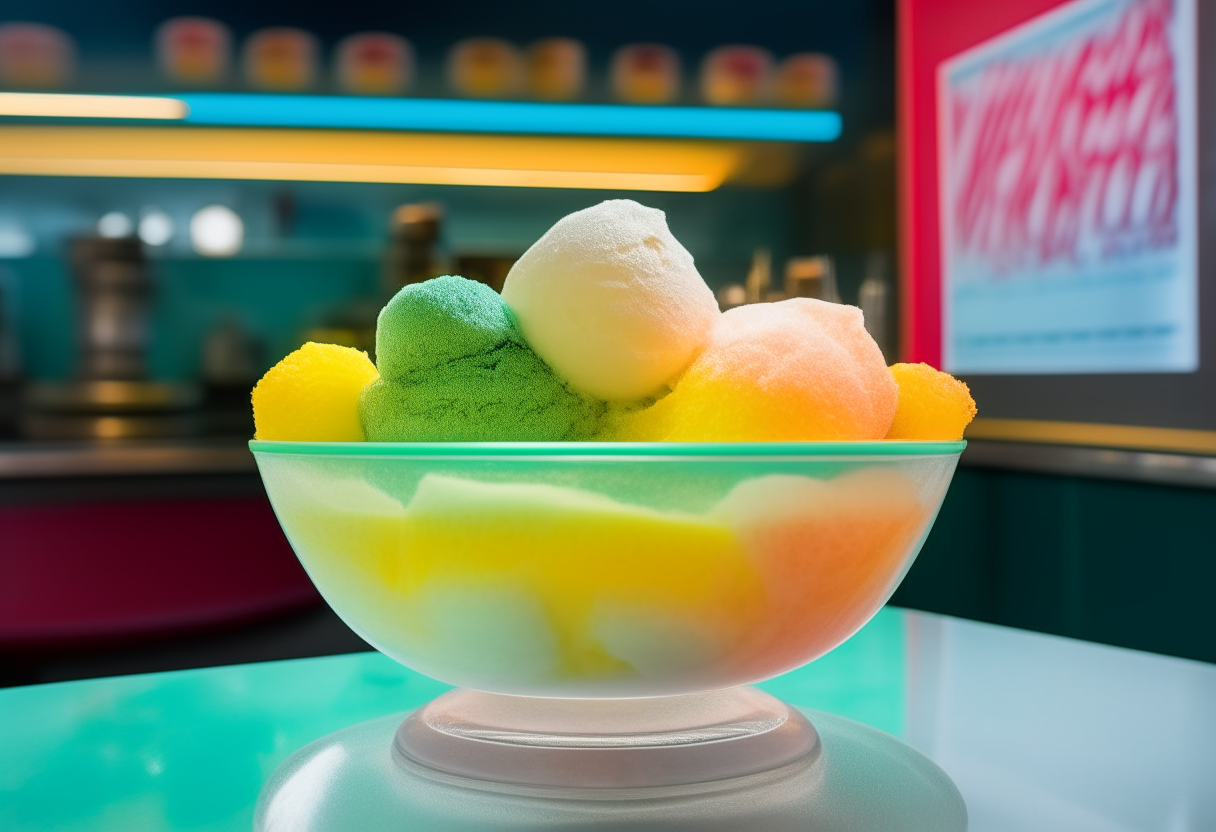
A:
[{"xmin": 249, "ymin": 439, "xmax": 967, "ymax": 458}]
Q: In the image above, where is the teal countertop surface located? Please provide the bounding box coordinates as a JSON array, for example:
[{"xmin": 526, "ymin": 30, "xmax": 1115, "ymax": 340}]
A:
[
  {"xmin": 10, "ymin": 607, "xmax": 1212, "ymax": 831},
  {"xmin": 0, "ymin": 609, "xmax": 906, "ymax": 832}
]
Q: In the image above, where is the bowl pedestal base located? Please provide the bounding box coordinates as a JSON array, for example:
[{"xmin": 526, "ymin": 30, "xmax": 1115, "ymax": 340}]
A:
[{"xmin": 255, "ymin": 687, "xmax": 967, "ymax": 831}]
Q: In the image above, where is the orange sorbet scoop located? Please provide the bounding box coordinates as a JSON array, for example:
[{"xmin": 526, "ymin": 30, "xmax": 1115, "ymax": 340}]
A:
[
  {"xmin": 885, "ymin": 363, "xmax": 977, "ymax": 441},
  {"xmin": 613, "ymin": 298, "xmax": 897, "ymax": 442},
  {"xmin": 713, "ymin": 468, "xmax": 931, "ymax": 680}
]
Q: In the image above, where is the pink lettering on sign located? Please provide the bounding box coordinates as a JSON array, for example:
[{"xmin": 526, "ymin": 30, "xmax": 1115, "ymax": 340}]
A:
[{"xmin": 947, "ymin": 0, "xmax": 1179, "ymax": 272}]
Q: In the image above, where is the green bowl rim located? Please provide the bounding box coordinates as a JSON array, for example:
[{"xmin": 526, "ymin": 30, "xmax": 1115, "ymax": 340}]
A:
[{"xmin": 248, "ymin": 439, "xmax": 966, "ymax": 458}]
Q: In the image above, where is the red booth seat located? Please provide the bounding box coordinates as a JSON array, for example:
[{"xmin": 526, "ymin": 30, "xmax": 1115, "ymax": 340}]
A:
[{"xmin": 0, "ymin": 497, "xmax": 320, "ymax": 648}]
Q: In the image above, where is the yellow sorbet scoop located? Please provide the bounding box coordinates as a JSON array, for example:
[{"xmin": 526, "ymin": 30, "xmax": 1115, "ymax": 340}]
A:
[{"xmin": 252, "ymin": 342, "xmax": 379, "ymax": 441}]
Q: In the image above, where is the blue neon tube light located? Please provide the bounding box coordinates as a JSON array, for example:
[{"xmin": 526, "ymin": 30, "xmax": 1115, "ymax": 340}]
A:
[{"xmin": 175, "ymin": 94, "xmax": 841, "ymax": 142}]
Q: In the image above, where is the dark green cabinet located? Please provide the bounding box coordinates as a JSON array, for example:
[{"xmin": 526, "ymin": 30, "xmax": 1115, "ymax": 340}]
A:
[{"xmin": 893, "ymin": 467, "xmax": 1216, "ymax": 663}]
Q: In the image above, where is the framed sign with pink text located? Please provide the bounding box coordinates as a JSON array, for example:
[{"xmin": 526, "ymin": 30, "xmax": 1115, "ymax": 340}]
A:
[{"xmin": 937, "ymin": 0, "xmax": 1198, "ymax": 375}]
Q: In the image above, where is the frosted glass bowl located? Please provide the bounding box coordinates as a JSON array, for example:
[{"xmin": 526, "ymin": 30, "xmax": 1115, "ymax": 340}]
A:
[{"xmin": 251, "ymin": 440, "xmax": 962, "ymax": 699}]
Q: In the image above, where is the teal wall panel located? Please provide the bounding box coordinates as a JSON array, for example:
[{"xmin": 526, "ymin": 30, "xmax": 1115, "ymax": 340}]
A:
[
  {"xmin": 992, "ymin": 474, "xmax": 1080, "ymax": 636},
  {"xmin": 1, "ymin": 177, "xmax": 794, "ymax": 382}
]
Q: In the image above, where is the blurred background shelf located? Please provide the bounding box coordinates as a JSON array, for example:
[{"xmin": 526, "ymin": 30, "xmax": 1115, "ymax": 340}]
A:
[
  {"xmin": 0, "ymin": 439, "xmax": 254, "ymax": 479},
  {"xmin": 961, "ymin": 440, "xmax": 1216, "ymax": 490}
]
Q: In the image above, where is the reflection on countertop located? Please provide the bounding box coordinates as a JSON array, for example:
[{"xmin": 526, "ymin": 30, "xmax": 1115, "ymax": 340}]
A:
[
  {"xmin": 962, "ymin": 439, "xmax": 1216, "ymax": 490},
  {"xmin": 0, "ymin": 438, "xmax": 255, "ymax": 479}
]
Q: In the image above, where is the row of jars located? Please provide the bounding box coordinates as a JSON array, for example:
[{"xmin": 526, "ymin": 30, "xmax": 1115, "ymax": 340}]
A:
[{"xmin": 0, "ymin": 19, "xmax": 838, "ymax": 107}]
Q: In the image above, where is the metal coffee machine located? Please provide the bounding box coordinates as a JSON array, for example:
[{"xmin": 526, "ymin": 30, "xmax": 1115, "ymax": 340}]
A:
[{"xmin": 22, "ymin": 236, "xmax": 200, "ymax": 440}]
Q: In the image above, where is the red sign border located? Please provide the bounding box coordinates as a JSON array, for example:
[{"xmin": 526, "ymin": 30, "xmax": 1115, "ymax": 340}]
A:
[{"xmin": 897, "ymin": 0, "xmax": 1072, "ymax": 366}]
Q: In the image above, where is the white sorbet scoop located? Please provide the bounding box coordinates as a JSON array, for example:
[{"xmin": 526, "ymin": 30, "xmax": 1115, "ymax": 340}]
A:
[{"xmin": 502, "ymin": 199, "xmax": 720, "ymax": 401}]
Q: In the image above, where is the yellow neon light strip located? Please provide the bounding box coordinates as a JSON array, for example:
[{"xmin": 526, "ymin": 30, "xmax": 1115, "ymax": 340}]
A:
[
  {"xmin": 0, "ymin": 127, "xmax": 743, "ymax": 192},
  {"xmin": 966, "ymin": 418, "xmax": 1216, "ymax": 456},
  {"xmin": 0, "ymin": 92, "xmax": 187, "ymax": 119},
  {"xmin": 0, "ymin": 157, "xmax": 717, "ymax": 192}
]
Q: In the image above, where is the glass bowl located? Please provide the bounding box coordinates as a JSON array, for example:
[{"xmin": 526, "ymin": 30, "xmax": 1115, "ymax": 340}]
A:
[{"xmin": 251, "ymin": 440, "xmax": 962, "ymax": 699}]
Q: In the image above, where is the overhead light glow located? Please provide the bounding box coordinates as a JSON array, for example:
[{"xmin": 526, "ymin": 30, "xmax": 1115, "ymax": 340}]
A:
[
  {"xmin": 8, "ymin": 160, "xmax": 717, "ymax": 191},
  {"xmin": 190, "ymin": 205, "xmax": 243, "ymax": 257},
  {"xmin": 138, "ymin": 210, "xmax": 174, "ymax": 246},
  {"xmin": 97, "ymin": 211, "xmax": 134, "ymax": 238},
  {"xmin": 0, "ymin": 222, "xmax": 36, "ymax": 258},
  {"xmin": 0, "ymin": 126, "xmax": 751, "ymax": 192},
  {"xmin": 0, "ymin": 92, "xmax": 188, "ymax": 120}
]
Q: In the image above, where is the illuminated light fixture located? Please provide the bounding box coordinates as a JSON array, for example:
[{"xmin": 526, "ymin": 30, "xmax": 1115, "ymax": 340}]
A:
[
  {"xmin": 0, "ymin": 127, "xmax": 748, "ymax": 192},
  {"xmin": 0, "ymin": 92, "xmax": 187, "ymax": 119},
  {"xmin": 138, "ymin": 210, "xmax": 174, "ymax": 246},
  {"xmin": 190, "ymin": 205, "xmax": 243, "ymax": 256},
  {"xmin": 174, "ymin": 94, "xmax": 839, "ymax": 142},
  {"xmin": 0, "ymin": 221, "xmax": 36, "ymax": 258},
  {"xmin": 97, "ymin": 211, "xmax": 134, "ymax": 238}
]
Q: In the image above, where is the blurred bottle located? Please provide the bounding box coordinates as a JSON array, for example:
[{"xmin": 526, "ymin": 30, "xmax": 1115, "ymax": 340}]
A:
[
  {"xmin": 0, "ymin": 23, "xmax": 74, "ymax": 89},
  {"xmin": 611, "ymin": 44, "xmax": 680, "ymax": 104},
  {"xmin": 775, "ymin": 53, "xmax": 839, "ymax": 108},
  {"xmin": 456, "ymin": 254, "xmax": 515, "ymax": 294},
  {"xmin": 336, "ymin": 32, "xmax": 412, "ymax": 95},
  {"xmin": 527, "ymin": 38, "xmax": 585, "ymax": 101},
  {"xmin": 700, "ymin": 46, "xmax": 773, "ymax": 106},
  {"xmin": 744, "ymin": 247, "xmax": 773, "ymax": 305},
  {"xmin": 201, "ymin": 316, "xmax": 263, "ymax": 435},
  {"xmin": 202, "ymin": 317, "xmax": 263, "ymax": 387},
  {"xmin": 71, "ymin": 236, "xmax": 153, "ymax": 380},
  {"xmin": 244, "ymin": 28, "xmax": 318, "ymax": 91},
  {"xmin": 302, "ymin": 204, "xmax": 445, "ymax": 359},
  {"xmin": 716, "ymin": 283, "xmax": 747, "ymax": 312},
  {"xmin": 858, "ymin": 252, "xmax": 895, "ymax": 362},
  {"xmin": 383, "ymin": 203, "xmax": 445, "ymax": 296},
  {"xmin": 273, "ymin": 190, "xmax": 296, "ymax": 238},
  {"xmin": 156, "ymin": 17, "xmax": 231, "ymax": 86},
  {"xmin": 448, "ymin": 38, "xmax": 522, "ymax": 98},
  {"xmin": 784, "ymin": 256, "xmax": 840, "ymax": 304}
]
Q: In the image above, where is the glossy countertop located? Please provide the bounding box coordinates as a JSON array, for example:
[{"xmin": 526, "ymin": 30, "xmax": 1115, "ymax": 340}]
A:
[{"xmin": 2, "ymin": 608, "xmax": 1213, "ymax": 831}]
